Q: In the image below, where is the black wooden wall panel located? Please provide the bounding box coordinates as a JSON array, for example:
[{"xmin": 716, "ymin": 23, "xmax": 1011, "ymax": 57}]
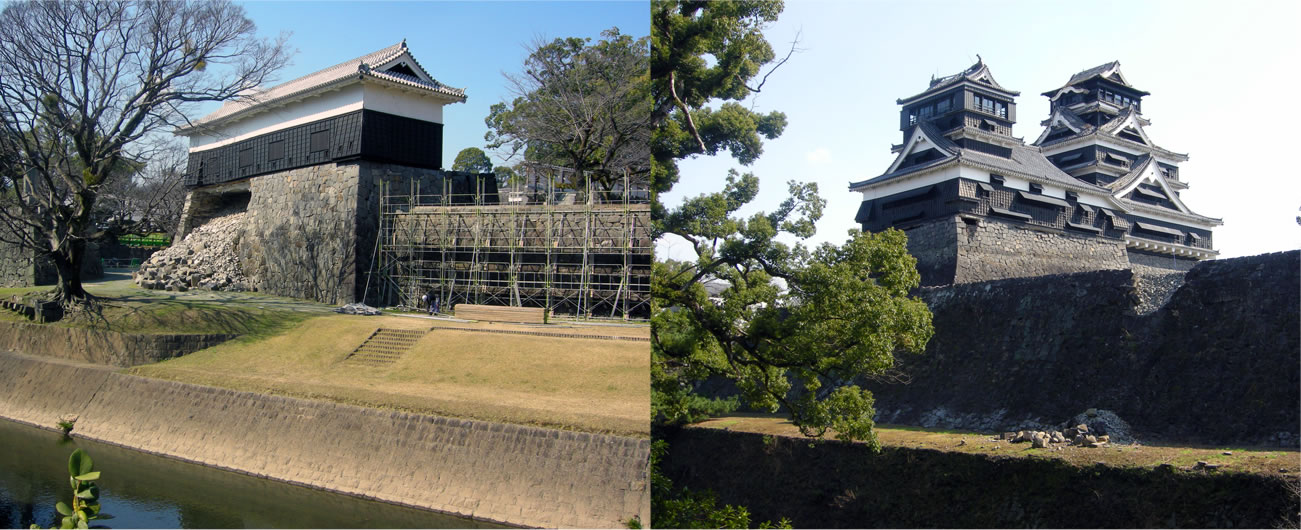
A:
[{"xmin": 183, "ymin": 110, "xmax": 442, "ymax": 188}]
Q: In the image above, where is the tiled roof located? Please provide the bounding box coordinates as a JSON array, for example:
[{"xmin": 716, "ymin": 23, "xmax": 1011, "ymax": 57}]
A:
[
  {"xmin": 1042, "ymin": 61, "xmax": 1149, "ymax": 97},
  {"xmin": 898, "ymin": 57, "xmax": 1019, "ymax": 105},
  {"xmin": 1068, "ymin": 61, "xmax": 1123, "ymax": 87},
  {"xmin": 1034, "ymin": 107, "xmax": 1093, "ymax": 147},
  {"xmin": 177, "ymin": 42, "xmax": 466, "ymax": 133},
  {"xmin": 852, "ymin": 123, "xmax": 1105, "ymax": 193}
]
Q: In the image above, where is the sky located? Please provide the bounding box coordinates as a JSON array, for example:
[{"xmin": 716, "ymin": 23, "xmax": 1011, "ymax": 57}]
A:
[
  {"xmin": 658, "ymin": 0, "xmax": 1301, "ymax": 262},
  {"xmin": 189, "ymin": 0, "xmax": 649, "ymax": 169}
]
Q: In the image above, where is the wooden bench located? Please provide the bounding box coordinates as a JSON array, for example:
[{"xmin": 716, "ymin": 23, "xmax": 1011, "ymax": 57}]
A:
[{"xmin": 453, "ymin": 304, "xmax": 549, "ymax": 324}]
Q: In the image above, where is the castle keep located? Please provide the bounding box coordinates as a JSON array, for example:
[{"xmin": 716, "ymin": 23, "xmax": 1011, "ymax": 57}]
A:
[{"xmin": 851, "ymin": 60, "xmax": 1219, "ymax": 285}]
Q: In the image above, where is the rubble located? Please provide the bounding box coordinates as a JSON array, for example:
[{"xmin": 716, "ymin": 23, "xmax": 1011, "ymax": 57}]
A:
[{"xmin": 134, "ymin": 212, "xmax": 249, "ymax": 292}]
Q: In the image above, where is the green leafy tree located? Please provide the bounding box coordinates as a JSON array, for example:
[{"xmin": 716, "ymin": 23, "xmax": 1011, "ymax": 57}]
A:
[
  {"xmin": 450, "ymin": 147, "xmax": 493, "ymax": 174},
  {"xmin": 651, "ymin": 0, "xmax": 792, "ymax": 196},
  {"xmin": 0, "ymin": 0, "xmax": 290, "ymax": 307},
  {"xmin": 650, "ymin": 0, "xmax": 934, "ymax": 446},
  {"xmin": 485, "ymin": 28, "xmax": 651, "ymax": 191},
  {"xmin": 492, "ymin": 165, "xmax": 522, "ymax": 189}
]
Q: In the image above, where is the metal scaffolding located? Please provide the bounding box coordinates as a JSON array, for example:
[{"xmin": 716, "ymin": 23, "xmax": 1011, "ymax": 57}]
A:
[{"xmin": 375, "ymin": 166, "xmax": 651, "ymax": 320}]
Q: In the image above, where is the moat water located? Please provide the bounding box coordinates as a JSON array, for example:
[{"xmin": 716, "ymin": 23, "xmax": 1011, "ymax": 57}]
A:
[{"xmin": 0, "ymin": 419, "xmax": 502, "ymax": 528}]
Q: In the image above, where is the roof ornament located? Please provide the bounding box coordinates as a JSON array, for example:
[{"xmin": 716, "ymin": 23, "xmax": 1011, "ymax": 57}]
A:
[
  {"xmin": 401, "ymin": 38, "xmax": 407, "ymax": 49},
  {"xmin": 358, "ymin": 62, "xmax": 370, "ymax": 74}
]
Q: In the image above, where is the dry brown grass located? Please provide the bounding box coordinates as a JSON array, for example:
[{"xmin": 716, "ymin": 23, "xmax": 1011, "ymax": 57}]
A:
[
  {"xmin": 130, "ymin": 314, "xmax": 649, "ymax": 436},
  {"xmin": 695, "ymin": 413, "xmax": 1300, "ymax": 478}
]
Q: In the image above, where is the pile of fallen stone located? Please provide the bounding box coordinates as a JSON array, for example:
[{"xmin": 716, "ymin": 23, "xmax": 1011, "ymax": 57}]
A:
[
  {"xmin": 133, "ymin": 212, "xmax": 249, "ymax": 292},
  {"xmin": 998, "ymin": 424, "xmax": 1113, "ymax": 449}
]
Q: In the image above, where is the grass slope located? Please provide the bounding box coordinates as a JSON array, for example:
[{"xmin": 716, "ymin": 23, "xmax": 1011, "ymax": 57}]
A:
[{"xmin": 131, "ymin": 314, "xmax": 650, "ymax": 436}]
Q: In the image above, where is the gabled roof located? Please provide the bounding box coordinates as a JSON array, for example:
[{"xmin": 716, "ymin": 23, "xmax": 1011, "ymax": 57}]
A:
[
  {"xmin": 898, "ymin": 56, "xmax": 1019, "ymax": 105},
  {"xmin": 176, "ymin": 42, "xmax": 466, "ymax": 134},
  {"xmin": 1034, "ymin": 107, "xmax": 1093, "ymax": 145},
  {"xmin": 1107, "ymin": 156, "xmax": 1220, "ymax": 225},
  {"xmin": 1042, "ymin": 61, "xmax": 1150, "ymax": 97},
  {"xmin": 851, "ymin": 122, "xmax": 1103, "ymax": 193}
]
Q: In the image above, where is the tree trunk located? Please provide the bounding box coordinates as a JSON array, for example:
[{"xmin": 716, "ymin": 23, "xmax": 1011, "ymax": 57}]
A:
[{"xmin": 50, "ymin": 239, "xmax": 90, "ymax": 305}]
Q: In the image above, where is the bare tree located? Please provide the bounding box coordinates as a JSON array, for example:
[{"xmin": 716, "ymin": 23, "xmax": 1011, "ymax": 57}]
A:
[
  {"xmin": 94, "ymin": 142, "xmax": 188, "ymax": 237},
  {"xmin": 484, "ymin": 29, "xmax": 651, "ymax": 192},
  {"xmin": 0, "ymin": 0, "xmax": 291, "ymax": 306}
]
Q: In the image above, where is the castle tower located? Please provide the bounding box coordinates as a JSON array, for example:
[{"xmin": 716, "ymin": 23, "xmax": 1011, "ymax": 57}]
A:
[
  {"xmin": 172, "ymin": 42, "xmax": 474, "ymax": 304},
  {"xmin": 850, "ymin": 59, "xmax": 1219, "ymax": 286},
  {"xmin": 1035, "ymin": 62, "xmax": 1220, "ymax": 272}
]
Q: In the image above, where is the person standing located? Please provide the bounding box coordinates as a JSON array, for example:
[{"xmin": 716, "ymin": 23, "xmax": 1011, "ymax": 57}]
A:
[{"xmin": 431, "ymin": 293, "xmax": 441, "ymax": 315}]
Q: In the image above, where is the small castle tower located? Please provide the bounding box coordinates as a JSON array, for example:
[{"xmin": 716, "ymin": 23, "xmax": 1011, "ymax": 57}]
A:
[{"xmin": 850, "ymin": 59, "xmax": 1219, "ymax": 286}]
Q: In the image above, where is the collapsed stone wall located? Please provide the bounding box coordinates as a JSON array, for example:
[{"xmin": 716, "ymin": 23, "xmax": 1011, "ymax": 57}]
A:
[
  {"xmin": 135, "ymin": 212, "xmax": 248, "ymax": 292},
  {"xmin": 862, "ymin": 250, "xmax": 1300, "ymax": 447},
  {"xmin": 0, "ymin": 353, "xmax": 650, "ymax": 528},
  {"xmin": 658, "ymin": 426, "xmax": 1299, "ymax": 529}
]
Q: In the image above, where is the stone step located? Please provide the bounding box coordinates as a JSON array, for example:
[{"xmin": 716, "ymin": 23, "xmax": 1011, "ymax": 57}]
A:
[{"xmin": 345, "ymin": 328, "xmax": 429, "ymax": 365}]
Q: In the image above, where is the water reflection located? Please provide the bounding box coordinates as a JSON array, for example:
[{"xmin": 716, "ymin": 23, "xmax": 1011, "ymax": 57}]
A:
[{"xmin": 0, "ymin": 419, "xmax": 504, "ymax": 528}]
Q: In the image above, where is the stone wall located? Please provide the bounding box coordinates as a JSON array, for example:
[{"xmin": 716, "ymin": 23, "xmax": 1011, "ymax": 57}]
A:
[
  {"xmin": 0, "ymin": 353, "xmax": 650, "ymax": 528},
  {"xmin": 0, "ymin": 243, "xmax": 103, "ymax": 288},
  {"xmin": 862, "ymin": 250, "xmax": 1300, "ymax": 447},
  {"xmin": 952, "ymin": 217, "xmax": 1128, "ymax": 283},
  {"xmin": 354, "ymin": 162, "xmax": 445, "ymax": 303},
  {"xmin": 238, "ymin": 163, "xmax": 362, "ymax": 304},
  {"xmin": 0, "ymin": 322, "xmax": 236, "ymax": 367},
  {"xmin": 0, "ymin": 238, "xmax": 36, "ymax": 287},
  {"xmin": 901, "ymin": 217, "xmax": 958, "ymax": 286},
  {"xmin": 658, "ymin": 426, "xmax": 1299, "ymax": 529},
  {"xmin": 1128, "ymin": 247, "xmax": 1200, "ymax": 275}
]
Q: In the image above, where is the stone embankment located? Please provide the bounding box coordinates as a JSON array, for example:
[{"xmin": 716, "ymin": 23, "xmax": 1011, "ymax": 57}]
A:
[
  {"xmin": 134, "ymin": 211, "xmax": 249, "ymax": 292},
  {"xmin": 0, "ymin": 321, "xmax": 235, "ymax": 367},
  {"xmin": 865, "ymin": 251, "xmax": 1300, "ymax": 447},
  {"xmin": 0, "ymin": 353, "xmax": 650, "ymax": 527}
]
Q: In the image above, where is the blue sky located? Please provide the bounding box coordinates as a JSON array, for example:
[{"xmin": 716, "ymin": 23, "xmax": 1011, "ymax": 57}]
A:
[
  {"xmin": 192, "ymin": 1, "xmax": 648, "ymax": 167},
  {"xmin": 659, "ymin": 0, "xmax": 1301, "ymax": 261}
]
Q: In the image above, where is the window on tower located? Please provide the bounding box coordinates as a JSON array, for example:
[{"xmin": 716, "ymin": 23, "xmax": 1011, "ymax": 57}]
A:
[{"xmin": 973, "ymin": 94, "xmax": 1008, "ymax": 119}]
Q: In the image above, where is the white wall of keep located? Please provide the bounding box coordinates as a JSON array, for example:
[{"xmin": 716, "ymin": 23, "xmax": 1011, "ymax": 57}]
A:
[
  {"xmin": 188, "ymin": 81, "xmax": 447, "ymax": 153},
  {"xmin": 188, "ymin": 85, "xmax": 366, "ymax": 152},
  {"xmin": 361, "ymin": 83, "xmax": 445, "ymax": 124}
]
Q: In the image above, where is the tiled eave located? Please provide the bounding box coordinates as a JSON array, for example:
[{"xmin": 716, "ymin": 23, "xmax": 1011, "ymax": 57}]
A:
[
  {"xmin": 1038, "ymin": 131, "xmax": 1189, "ymax": 162},
  {"xmin": 1115, "ymin": 198, "xmax": 1222, "ymax": 228}
]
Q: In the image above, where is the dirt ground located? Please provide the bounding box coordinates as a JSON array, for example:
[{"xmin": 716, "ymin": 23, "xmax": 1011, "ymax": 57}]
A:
[{"xmin": 694, "ymin": 413, "xmax": 1300, "ymax": 479}]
